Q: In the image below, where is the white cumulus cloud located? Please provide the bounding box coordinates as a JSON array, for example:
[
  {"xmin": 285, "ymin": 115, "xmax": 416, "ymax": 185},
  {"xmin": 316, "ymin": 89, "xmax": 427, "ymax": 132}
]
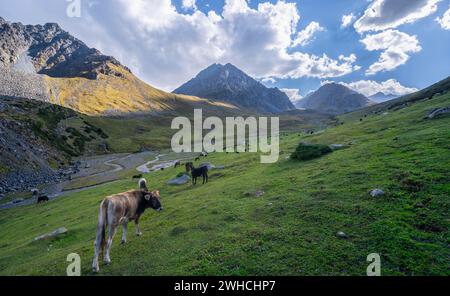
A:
[
  {"xmin": 281, "ymin": 88, "xmax": 303, "ymax": 103},
  {"xmin": 293, "ymin": 21, "xmax": 325, "ymax": 46},
  {"xmin": 322, "ymin": 79, "xmax": 418, "ymax": 97},
  {"xmin": 341, "ymin": 13, "xmax": 356, "ymax": 28},
  {"xmin": 182, "ymin": 0, "xmax": 197, "ymax": 10},
  {"xmin": 436, "ymin": 5, "xmax": 450, "ymax": 30},
  {"xmin": 354, "ymin": 0, "xmax": 441, "ymax": 33},
  {"xmin": 112, "ymin": 0, "xmax": 360, "ymax": 89},
  {"xmin": 360, "ymin": 30, "xmax": 422, "ymax": 75}
]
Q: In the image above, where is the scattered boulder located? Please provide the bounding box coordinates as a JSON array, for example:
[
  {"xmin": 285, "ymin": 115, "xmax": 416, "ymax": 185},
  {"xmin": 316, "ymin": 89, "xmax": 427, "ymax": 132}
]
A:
[
  {"xmin": 329, "ymin": 144, "xmax": 345, "ymax": 150},
  {"xmin": 243, "ymin": 190, "xmax": 265, "ymax": 198},
  {"xmin": 199, "ymin": 163, "xmax": 215, "ymax": 170},
  {"xmin": 33, "ymin": 227, "xmax": 68, "ymax": 241},
  {"xmin": 369, "ymin": 189, "xmax": 385, "ymax": 198},
  {"xmin": 167, "ymin": 174, "xmax": 190, "ymax": 186},
  {"xmin": 336, "ymin": 231, "xmax": 348, "ymax": 239},
  {"xmin": 414, "ymin": 202, "xmax": 425, "ymax": 209},
  {"xmin": 255, "ymin": 191, "xmax": 265, "ymax": 198},
  {"xmin": 426, "ymin": 107, "xmax": 449, "ymax": 119}
]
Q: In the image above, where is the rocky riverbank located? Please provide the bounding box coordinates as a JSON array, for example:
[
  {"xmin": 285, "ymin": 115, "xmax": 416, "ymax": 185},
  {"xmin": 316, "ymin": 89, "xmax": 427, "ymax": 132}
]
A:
[{"xmin": 0, "ymin": 163, "xmax": 81, "ymax": 195}]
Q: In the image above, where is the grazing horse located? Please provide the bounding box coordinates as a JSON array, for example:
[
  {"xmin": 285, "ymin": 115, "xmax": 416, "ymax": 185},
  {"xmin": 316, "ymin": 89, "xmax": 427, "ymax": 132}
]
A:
[
  {"xmin": 132, "ymin": 174, "xmax": 143, "ymax": 179},
  {"xmin": 186, "ymin": 162, "xmax": 208, "ymax": 185},
  {"xmin": 174, "ymin": 161, "xmax": 181, "ymax": 168}
]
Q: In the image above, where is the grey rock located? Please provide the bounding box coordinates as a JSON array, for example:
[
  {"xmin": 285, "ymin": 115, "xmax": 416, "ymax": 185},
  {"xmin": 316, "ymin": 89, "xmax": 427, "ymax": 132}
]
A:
[
  {"xmin": 199, "ymin": 163, "xmax": 215, "ymax": 170},
  {"xmin": 33, "ymin": 227, "xmax": 68, "ymax": 241},
  {"xmin": 414, "ymin": 202, "xmax": 425, "ymax": 208},
  {"xmin": 255, "ymin": 191, "xmax": 265, "ymax": 198},
  {"xmin": 336, "ymin": 231, "xmax": 348, "ymax": 239},
  {"xmin": 370, "ymin": 189, "xmax": 385, "ymax": 198},
  {"xmin": 167, "ymin": 174, "xmax": 190, "ymax": 186},
  {"xmin": 427, "ymin": 107, "xmax": 449, "ymax": 119},
  {"xmin": 329, "ymin": 144, "xmax": 345, "ymax": 150}
]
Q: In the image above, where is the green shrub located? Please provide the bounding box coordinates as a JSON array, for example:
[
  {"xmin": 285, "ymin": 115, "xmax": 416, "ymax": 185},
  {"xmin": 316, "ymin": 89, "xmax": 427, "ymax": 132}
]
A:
[{"xmin": 291, "ymin": 143, "xmax": 332, "ymax": 161}]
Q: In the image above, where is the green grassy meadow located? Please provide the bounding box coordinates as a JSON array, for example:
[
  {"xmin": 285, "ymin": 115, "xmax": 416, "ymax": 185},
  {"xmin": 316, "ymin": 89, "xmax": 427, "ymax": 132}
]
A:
[{"xmin": 0, "ymin": 92, "xmax": 448, "ymax": 276}]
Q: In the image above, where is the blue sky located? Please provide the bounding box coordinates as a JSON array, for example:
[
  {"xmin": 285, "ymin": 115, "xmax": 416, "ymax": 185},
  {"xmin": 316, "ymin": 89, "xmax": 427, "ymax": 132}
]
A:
[{"xmin": 1, "ymin": 0, "xmax": 449, "ymax": 100}]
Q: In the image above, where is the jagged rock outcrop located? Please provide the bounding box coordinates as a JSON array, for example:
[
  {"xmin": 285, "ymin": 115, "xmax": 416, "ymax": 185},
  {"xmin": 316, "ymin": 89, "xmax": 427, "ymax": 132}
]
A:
[{"xmin": 0, "ymin": 17, "xmax": 130, "ymax": 79}]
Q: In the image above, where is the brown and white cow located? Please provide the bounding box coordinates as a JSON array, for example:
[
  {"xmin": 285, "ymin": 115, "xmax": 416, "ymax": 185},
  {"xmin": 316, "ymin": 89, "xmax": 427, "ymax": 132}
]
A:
[{"xmin": 92, "ymin": 178, "xmax": 162, "ymax": 273}]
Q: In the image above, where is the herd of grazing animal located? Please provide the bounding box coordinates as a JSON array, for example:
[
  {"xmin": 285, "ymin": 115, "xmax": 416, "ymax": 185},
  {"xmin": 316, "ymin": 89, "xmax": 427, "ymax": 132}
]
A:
[
  {"xmin": 91, "ymin": 153, "xmax": 213, "ymax": 272},
  {"xmin": 21, "ymin": 151, "xmax": 214, "ymax": 273},
  {"xmin": 25, "ymin": 152, "xmax": 213, "ymax": 272}
]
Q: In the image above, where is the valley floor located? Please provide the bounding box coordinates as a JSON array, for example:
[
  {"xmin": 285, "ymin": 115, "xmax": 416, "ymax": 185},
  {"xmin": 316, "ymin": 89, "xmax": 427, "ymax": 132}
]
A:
[{"xmin": 0, "ymin": 93, "xmax": 448, "ymax": 276}]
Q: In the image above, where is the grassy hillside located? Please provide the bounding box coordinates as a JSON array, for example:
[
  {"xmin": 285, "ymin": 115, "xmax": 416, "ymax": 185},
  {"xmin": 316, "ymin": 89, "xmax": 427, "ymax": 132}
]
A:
[
  {"xmin": 44, "ymin": 63, "xmax": 237, "ymax": 116},
  {"xmin": 0, "ymin": 91, "xmax": 448, "ymax": 276}
]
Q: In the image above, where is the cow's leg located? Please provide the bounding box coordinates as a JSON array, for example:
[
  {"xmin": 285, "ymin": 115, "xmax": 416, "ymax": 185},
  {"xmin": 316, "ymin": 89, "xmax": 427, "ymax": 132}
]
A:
[
  {"xmin": 121, "ymin": 222, "xmax": 128, "ymax": 245},
  {"xmin": 104, "ymin": 224, "xmax": 117, "ymax": 264},
  {"xmin": 135, "ymin": 218, "xmax": 142, "ymax": 237},
  {"xmin": 92, "ymin": 224, "xmax": 104, "ymax": 272}
]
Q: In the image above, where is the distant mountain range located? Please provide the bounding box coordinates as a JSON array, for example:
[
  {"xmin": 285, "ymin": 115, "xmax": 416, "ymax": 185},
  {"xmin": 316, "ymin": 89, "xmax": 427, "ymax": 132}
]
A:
[
  {"xmin": 174, "ymin": 63, "xmax": 295, "ymax": 113},
  {"xmin": 368, "ymin": 92, "xmax": 398, "ymax": 103},
  {"xmin": 295, "ymin": 83, "xmax": 374, "ymax": 115},
  {"xmin": 0, "ymin": 17, "xmax": 235, "ymax": 115},
  {"xmin": 0, "ymin": 16, "xmax": 403, "ymax": 117}
]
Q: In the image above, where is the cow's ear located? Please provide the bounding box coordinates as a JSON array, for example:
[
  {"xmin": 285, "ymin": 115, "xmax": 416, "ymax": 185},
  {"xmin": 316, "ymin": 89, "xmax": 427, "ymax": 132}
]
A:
[{"xmin": 144, "ymin": 194, "xmax": 151, "ymax": 201}]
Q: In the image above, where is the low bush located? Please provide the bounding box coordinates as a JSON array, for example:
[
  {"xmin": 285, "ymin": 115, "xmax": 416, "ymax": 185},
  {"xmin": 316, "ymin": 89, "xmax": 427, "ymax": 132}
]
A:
[{"xmin": 291, "ymin": 143, "xmax": 332, "ymax": 161}]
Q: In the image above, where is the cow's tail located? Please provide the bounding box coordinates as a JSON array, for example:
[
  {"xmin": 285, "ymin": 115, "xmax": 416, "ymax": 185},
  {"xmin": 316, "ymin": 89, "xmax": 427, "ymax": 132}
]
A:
[
  {"xmin": 139, "ymin": 178, "xmax": 148, "ymax": 191},
  {"xmin": 96, "ymin": 200, "xmax": 108, "ymax": 256}
]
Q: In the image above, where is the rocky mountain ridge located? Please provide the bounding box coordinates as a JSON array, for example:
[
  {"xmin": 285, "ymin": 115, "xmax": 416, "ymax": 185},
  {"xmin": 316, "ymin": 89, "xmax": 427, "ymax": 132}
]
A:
[
  {"xmin": 0, "ymin": 17, "xmax": 129, "ymax": 79},
  {"xmin": 174, "ymin": 63, "xmax": 295, "ymax": 113},
  {"xmin": 295, "ymin": 83, "xmax": 374, "ymax": 115}
]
